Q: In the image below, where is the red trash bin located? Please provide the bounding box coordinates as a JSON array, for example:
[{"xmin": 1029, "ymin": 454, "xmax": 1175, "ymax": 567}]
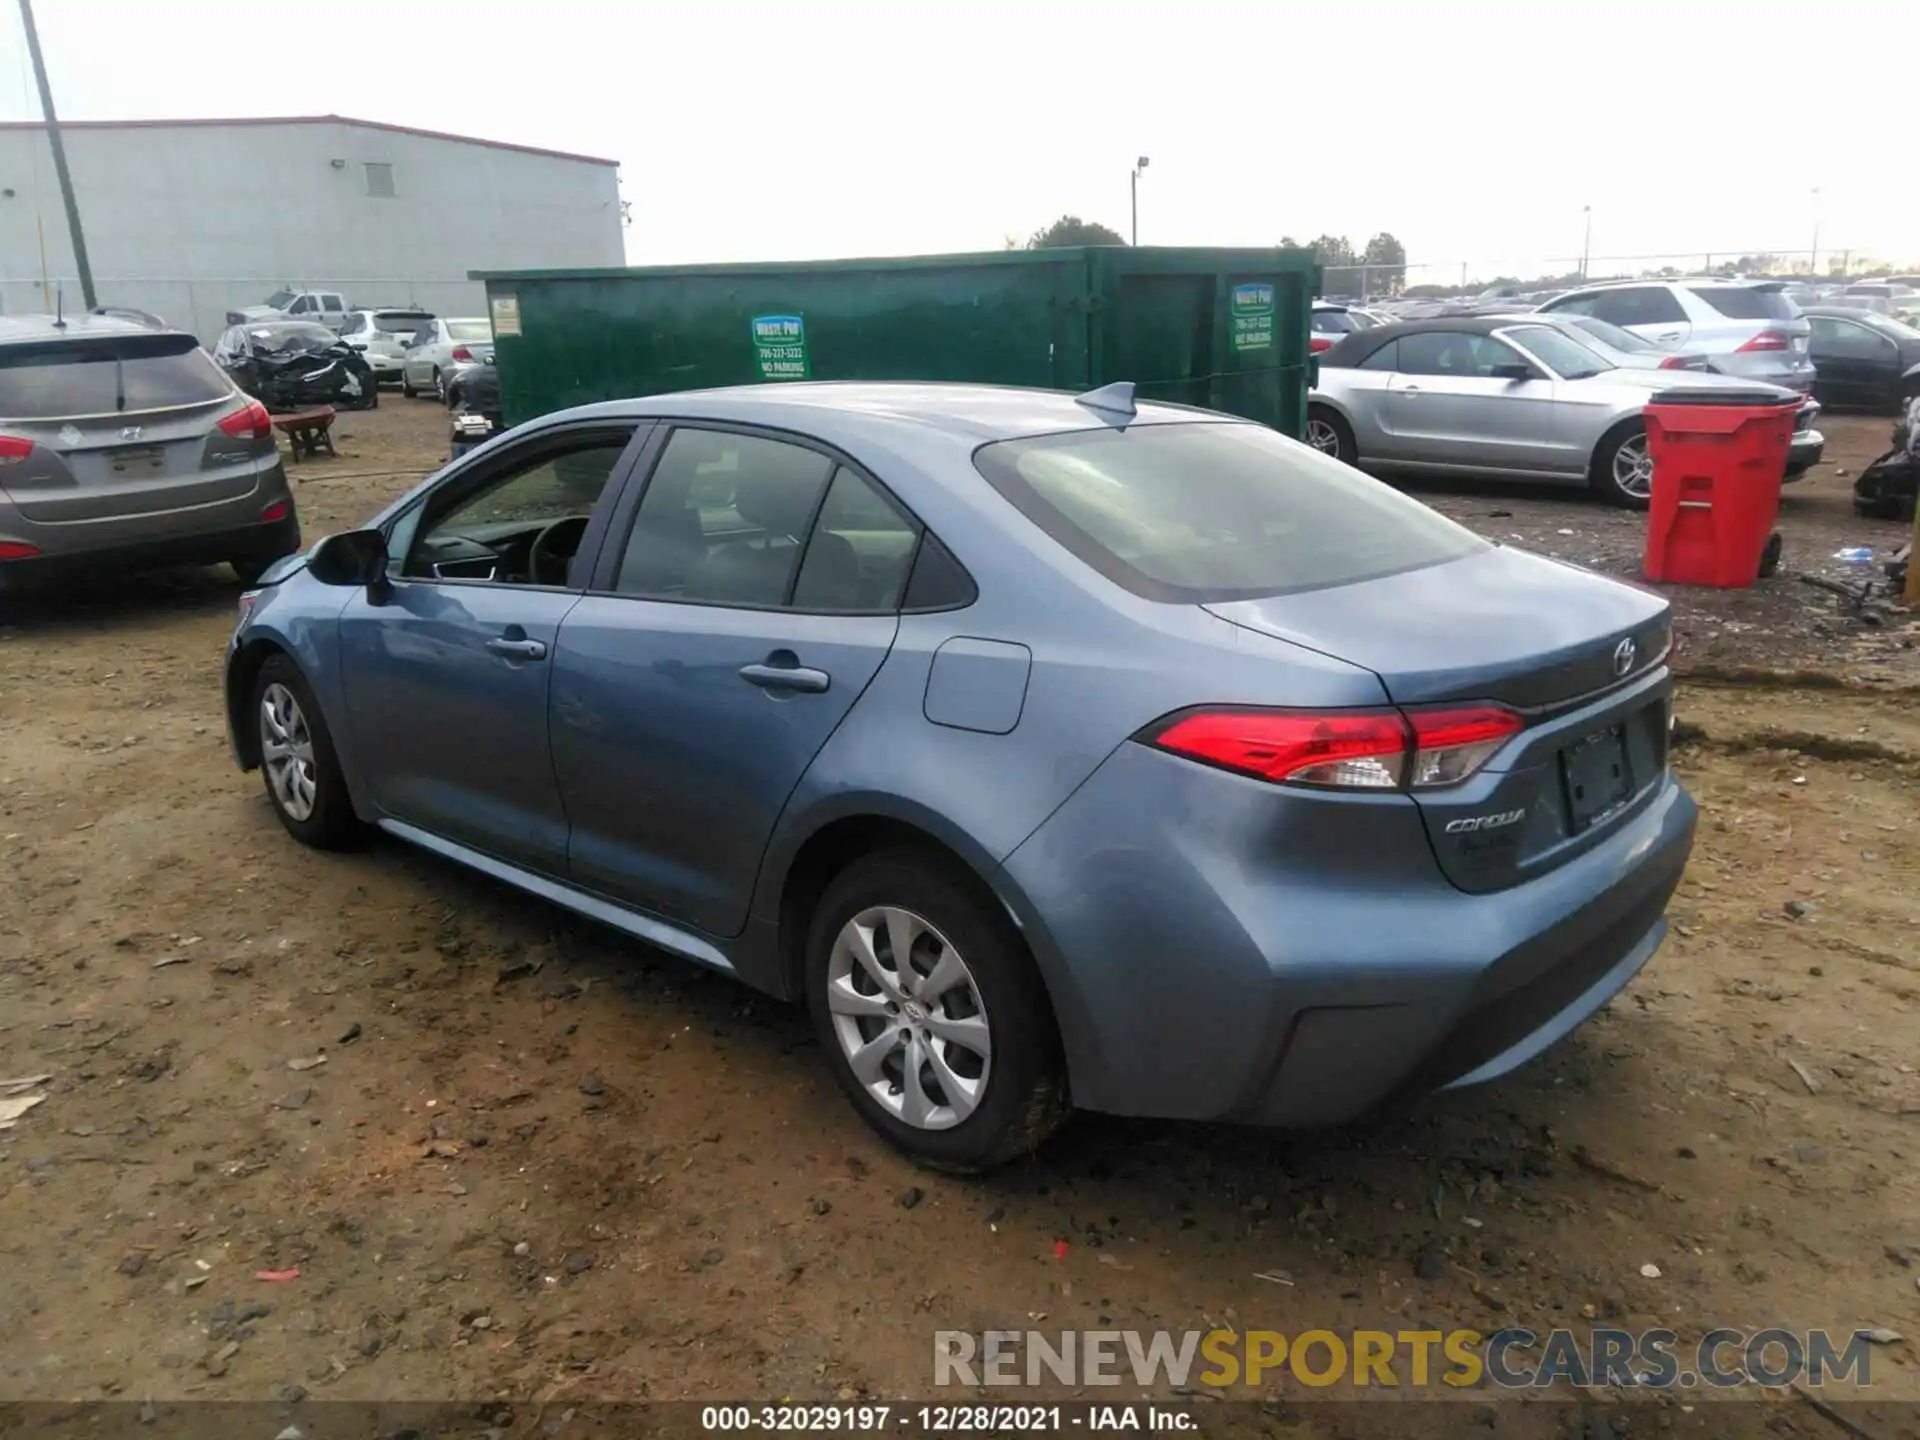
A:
[{"xmin": 1642, "ymin": 387, "xmax": 1799, "ymax": 588}]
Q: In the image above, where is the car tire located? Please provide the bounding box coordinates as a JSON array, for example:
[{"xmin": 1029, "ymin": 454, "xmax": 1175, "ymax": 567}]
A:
[
  {"xmin": 1306, "ymin": 405, "xmax": 1357, "ymax": 466},
  {"xmin": 229, "ymin": 555, "xmax": 272, "ymax": 586},
  {"xmin": 401, "ymin": 372, "xmax": 417, "ymax": 398},
  {"xmin": 250, "ymin": 654, "xmax": 364, "ymax": 851},
  {"xmin": 806, "ymin": 848, "xmax": 1067, "ymax": 1172},
  {"xmin": 1591, "ymin": 420, "xmax": 1653, "ymax": 509},
  {"xmin": 432, "ymin": 367, "xmax": 444, "ymax": 402}
]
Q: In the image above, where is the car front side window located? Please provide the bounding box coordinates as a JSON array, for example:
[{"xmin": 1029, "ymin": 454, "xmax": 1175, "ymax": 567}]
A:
[
  {"xmin": 1395, "ymin": 332, "xmax": 1506, "ymax": 378},
  {"xmin": 404, "ymin": 433, "xmax": 634, "ymax": 587}
]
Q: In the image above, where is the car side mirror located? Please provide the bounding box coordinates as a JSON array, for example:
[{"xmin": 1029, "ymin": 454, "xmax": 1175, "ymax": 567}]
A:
[
  {"xmin": 308, "ymin": 529, "xmax": 390, "ymax": 597},
  {"xmin": 1490, "ymin": 362, "xmax": 1536, "ymax": 382}
]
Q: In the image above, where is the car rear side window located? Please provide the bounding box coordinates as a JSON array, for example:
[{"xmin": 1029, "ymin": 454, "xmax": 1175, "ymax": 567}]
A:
[
  {"xmin": 1691, "ymin": 287, "xmax": 1797, "ymax": 322},
  {"xmin": 0, "ymin": 337, "xmax": 229, "ymax": 419},
  {"xmin": 1584, "ymin": 287, "xmax": 1688, "ymax": 327},
  {"xmin": 972, "ymin": 421, "xmax": 1486, "ymax": 602},
  {"xmin": 1313, "ymin": 310, "xmax": 1357, "ymax": 333},
  {"xmin": 616, "ymin": 428, "xmax": 835, "ymax": 606}
]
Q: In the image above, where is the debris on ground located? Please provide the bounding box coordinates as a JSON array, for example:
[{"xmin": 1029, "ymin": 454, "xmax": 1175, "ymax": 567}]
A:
[{"xmin": 0, "ymin": 1093, "xmax": 47, "ymax": 1130}]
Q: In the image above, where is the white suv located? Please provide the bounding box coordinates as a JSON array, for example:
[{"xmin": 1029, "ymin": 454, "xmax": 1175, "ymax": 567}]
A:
[
  {"xmin": 339, "ymin": 309, "xmax": 434, "ymax": 382},
  {"xmin": 1539, "ymin": 279, "xmax": 1814, "ymax": 393}
]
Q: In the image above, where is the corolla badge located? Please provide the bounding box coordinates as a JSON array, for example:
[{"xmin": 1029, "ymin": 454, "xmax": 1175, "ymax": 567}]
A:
[
  {"xmin": 1612, "ymin": 638, "xmax": 1637, "ymax": 677},
  {"xmin": 1445, "ymin": 809, "xmax": 1526, "ymax": 835}
]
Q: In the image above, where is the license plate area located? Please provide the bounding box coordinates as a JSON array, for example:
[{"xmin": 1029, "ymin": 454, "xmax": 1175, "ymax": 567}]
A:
[
  {"xmin": 1562, "ymin": 726, "xmax": 1632, "ymax": 832},
  {"xmin": 104, "ymin": 444, "xmax": 165, "ymax": 472}
]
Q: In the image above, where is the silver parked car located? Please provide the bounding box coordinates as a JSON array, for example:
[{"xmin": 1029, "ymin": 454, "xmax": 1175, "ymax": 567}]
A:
[
  {"xmin": 400, "ymin": 317, "xmax": 495, "ymax": 400},
  {"xmin": 0, "ymin": 313, "xmax": 299, "ymax": 589},
  {"xmin": 338, "ymin": 308, "xmax": 434, "ymax": 383},
  {"xmin": 1538, "ymin": 279, "xmax": 1814, "ymax": 394},
  {"xmin": 1307, "ymin": 317, "xmax": 1816, "ymax": 507}
]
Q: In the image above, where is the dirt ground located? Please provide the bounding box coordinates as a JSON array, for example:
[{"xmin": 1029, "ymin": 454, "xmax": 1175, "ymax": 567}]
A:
[{"xmin": 0, "ymin": 398, "xmax": 1916, "ymax": 1435}]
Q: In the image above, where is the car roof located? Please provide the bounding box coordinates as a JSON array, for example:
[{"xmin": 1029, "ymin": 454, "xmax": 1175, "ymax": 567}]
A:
[
  {"xmin": 549, "ymin": 381, "xmax": 1222, "ymax": 445},
  {"xmin": 1800, "ymin": 304, "xmax": 1907, "ymax": 326},
  {"xmin": 0, "ymin": 312, "xmax": 189, "ymax": 346},
  {"xmin": 1556, "ymin": 276, "xmax": 1779, "ymax": 293}
]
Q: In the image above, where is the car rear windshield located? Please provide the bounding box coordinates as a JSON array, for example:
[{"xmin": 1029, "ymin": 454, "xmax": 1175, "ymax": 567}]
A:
[
  {"xmin": 1692, "ymin": 286, "xmax": 1798, "ymax": 321},
  {"xmin": 971, "ymin": 421, "xmax": 1487, "ymax": 602},
  {"xmin": 372, "ymin": 312, "xmax": 431, "ymax": 334},
  {"xmin": 448, "ymin": 319, "xmax": 493, "ymax": 342},
  {"xmin": 1313, "ymin": 310, "xmax": 1358, "ymax": 333},
  {"xmin": 0, "ymin": 335, "xmax": 229, "ymax": 419}
]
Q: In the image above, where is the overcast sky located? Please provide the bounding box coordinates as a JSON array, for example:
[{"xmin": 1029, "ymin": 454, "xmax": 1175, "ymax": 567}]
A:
[{"xmin": 0, "ymin": 0, "xmax": 1905, "ymax": 282}]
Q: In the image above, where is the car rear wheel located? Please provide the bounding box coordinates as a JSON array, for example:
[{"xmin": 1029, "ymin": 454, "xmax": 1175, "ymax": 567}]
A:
[
  {"xmin": 1592, "ymin": 421, "xmax": 1653, "ymax": 509},
  {"xmin": 1306, "ymin": 405, "xmax": 1356, "ymax": 466},
  {"xmin": 229, "ymin": 556, "xmax": 271, "ymax": 586},
  {"xmin": 401, "ymin": 371, "xmax": 417, "ymax": 398},
  {"xmin": 252, "ymin": 655, "xmax": 362, "ymax": 850},
  {"xmin": 806, "ymin": 849, "xmax": 1066, "ymax": 1172}
]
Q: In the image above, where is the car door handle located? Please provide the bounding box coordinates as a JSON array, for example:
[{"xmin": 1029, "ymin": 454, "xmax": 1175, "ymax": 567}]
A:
[
  {"xmin": 739, "ymin": 662, "xmax": 830, "ymax": 693},
  {"xmin": 1398, "ymin": 385, "xmax": 1421, "ymax": 396},
  {"xmin": 486, "ymin": 637, "xmax": 547, "ymax": 660}
]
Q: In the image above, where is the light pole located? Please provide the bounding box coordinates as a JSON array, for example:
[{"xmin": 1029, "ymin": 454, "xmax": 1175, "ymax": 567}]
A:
[
  {"xmin": 17, "ymin": 0, "xmax": 94, "ymax": 310},
  {"xmin": 1130, "ymin": 156, "xmax": 1149, "ymax": 245},
  {"xmin": 1810, "ymin": 187, "xmax": 1821, "ymax": 276},
  {"xmin": 1581, "ymin": 206, "xmax": 1592, "ymax": 280}
]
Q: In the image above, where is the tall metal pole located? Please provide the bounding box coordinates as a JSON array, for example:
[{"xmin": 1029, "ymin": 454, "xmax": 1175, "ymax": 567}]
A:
[
  {"xmin": 1129, "ymin": 156, "xmax": 1148, "ymax": 246},
  {"xmin": 16, "ymin": 0, "xmax": 95, "ymax": 310},
  {"xmin": 1581, "ymin": 206, "xmax": 1591, "ymax": 280},
  {"xmin": 1809, "ymin": 187, "xmax": 1820, "ymax": 277}
]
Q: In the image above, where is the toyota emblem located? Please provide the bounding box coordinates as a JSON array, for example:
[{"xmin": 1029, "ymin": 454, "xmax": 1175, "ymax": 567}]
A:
[
  {"xmin": 1612, "ymin": 638, "xmax": 1637, "ymax": 678},
  {"xmin": 118, "ymin": 425, "xmax": 143, "ymax": 442}
]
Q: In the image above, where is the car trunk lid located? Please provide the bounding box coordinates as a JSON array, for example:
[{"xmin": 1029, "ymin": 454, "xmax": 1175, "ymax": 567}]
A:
[{"xmin": 1205, "ymin": 545, "xmax": 1674, "ymax": 892}]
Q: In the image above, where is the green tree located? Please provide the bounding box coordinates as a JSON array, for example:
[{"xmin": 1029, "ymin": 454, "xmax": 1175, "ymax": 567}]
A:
[
  {"xmin": 1027, "ymin": 216, "xmax": 1127, "ymax": 249},
  {"xmin": 1308, "ymin": 234, "xmax": 1361, "ymax": 294},
  {"xmin": 1361, "ymin": 232, "xmax": 1408, "ymax": 296}
]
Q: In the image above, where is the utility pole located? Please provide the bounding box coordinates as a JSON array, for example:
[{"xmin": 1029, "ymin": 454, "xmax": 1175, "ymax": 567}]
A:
[
  {"xmin": 1581, "ymin": 206, "xmax": 1591, "ymax": 280},
  {"xmin": 17, "ymin": 0, "xmax": 94, "ymax": 310},
  {"xmin": 1809, "ymin": 187, "xmax": 1820, "ymax": 277},
  {"xmin": 1129, "ymin": 156, "xmax": 1149, "ymax": 245}
]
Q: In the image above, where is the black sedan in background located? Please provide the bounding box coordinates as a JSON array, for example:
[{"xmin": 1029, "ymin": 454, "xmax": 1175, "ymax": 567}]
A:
[
  {"xmin": 212, "ymin": 321, "xmax": 378, "ymax": 412},
  {"xmin": 1800, "ymin": 305, "xmax": 1920, "ymax": 413}
]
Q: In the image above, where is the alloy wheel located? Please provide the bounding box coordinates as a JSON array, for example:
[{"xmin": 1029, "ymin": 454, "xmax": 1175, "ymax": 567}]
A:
[
  {"xmin": 825, "ymin": 905, "xmax": 992, "ymax": 1131},
  {"xmin": 1613, "ymin": 432, "xmax": 1654, "ymax": 500},
  {"xmin": 259, "ymin": 682, "xmax": 318, "ymax": 822},
  {"xmin": 1306, "ymin": 416, "xmax": 1342, "ymax": 456}
]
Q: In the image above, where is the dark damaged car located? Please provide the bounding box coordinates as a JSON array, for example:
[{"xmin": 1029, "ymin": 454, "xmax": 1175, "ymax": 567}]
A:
[{"xmin": 212, "ymin": 321, "xmax": 377, "ymax": 412}]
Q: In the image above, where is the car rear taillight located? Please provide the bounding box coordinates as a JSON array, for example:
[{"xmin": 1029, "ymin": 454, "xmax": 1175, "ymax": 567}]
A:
[
  {"xmin": 451, "ymin": 346, "xmax": 474, "ymax": 362},
  {"xmin": 1147, "ymin": 703, "xmax": 1523, "ymax": 791},
  {"xmin": 0, "ymin": 434, "xmax": 34, "ymax": 464},
  {"xmin": 1658, "ymin": 354, "xmax": 1708, "ymax": 370},
  {"xmin": 1310, "ymin": 336, "xmax": 1334, "ymax": 354},
  {"xmin": 1405, "ymin": 705, "xmax": 1525, "ymax": 787},
  {"xmin": 1736, "ymin": 329, "xmax": 1790, "ymax": 353},
  {"xmin": 0, "ymin": 540, "xmax": 42, "ymax": 560},
  {"xmin": 259, "ymin": 499, "xmax": 290, "ymax": 523},
  {"xmin": 218, "ymin": 399, "xmax": 273, "ymax": 441}
]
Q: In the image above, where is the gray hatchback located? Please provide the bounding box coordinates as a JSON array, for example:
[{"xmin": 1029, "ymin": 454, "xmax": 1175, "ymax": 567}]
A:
[
  {"xmin": 0, "ymin": 314, "xmax": 299, "ymax": 589},
  {"xmin": 224, "ymin": 382, "xmax": 1695, "ymax": 1169}
]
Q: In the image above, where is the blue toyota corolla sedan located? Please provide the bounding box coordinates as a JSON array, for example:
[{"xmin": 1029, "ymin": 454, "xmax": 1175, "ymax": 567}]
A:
[{"xmin": 224, "ymin": 381, "xmax": 1695, "ymax": 1169}]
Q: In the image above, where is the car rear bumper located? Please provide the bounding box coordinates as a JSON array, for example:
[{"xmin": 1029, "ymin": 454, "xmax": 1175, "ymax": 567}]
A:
[
  {"xmin": 1786, "ymin": 427, "xmax": 1824, "ymax": 478},
  {"xmin": 0, "ymin": 511, "xmax": 300, "ymax": 591},
  {"xmin": 999, "ymin": 741, "xmax": 1697, "ymax": 1126}
]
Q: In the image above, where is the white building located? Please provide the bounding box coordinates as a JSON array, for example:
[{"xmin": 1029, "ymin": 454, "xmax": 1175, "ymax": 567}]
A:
[{"xmin": 0, "ymin": 114, "xmax": 623, "ymax": 340}]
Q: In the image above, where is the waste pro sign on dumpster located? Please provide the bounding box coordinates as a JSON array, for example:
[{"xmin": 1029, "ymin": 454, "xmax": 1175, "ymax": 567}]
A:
[
  {"xmin": 751, "ymin": 315, "xmax": 811, "ymax": 381},
  {"xmin": 1231, "ymin": 283, "xmax": 1276, "ymax": 353}
]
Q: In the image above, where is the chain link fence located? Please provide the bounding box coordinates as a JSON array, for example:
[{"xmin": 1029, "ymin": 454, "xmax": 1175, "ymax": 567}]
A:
[
  {"xmin": 1327, "ymin": 247, "xmax": 1909, "ymax": 301},
  {"xmin": 0, "ymin": 275, "xmax": 491, "ymax": 343}
]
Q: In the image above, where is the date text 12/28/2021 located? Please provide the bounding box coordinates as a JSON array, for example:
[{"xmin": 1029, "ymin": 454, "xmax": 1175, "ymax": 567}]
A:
[{"xmin": 700, "ymin": 1406, "xmax": 1196, "ymax": 1433}]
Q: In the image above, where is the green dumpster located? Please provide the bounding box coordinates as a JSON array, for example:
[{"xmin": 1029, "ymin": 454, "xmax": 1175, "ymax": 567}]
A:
[{"xmin": 473, "ymin": 246, "xmax": 1320, "ymax": 438}]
